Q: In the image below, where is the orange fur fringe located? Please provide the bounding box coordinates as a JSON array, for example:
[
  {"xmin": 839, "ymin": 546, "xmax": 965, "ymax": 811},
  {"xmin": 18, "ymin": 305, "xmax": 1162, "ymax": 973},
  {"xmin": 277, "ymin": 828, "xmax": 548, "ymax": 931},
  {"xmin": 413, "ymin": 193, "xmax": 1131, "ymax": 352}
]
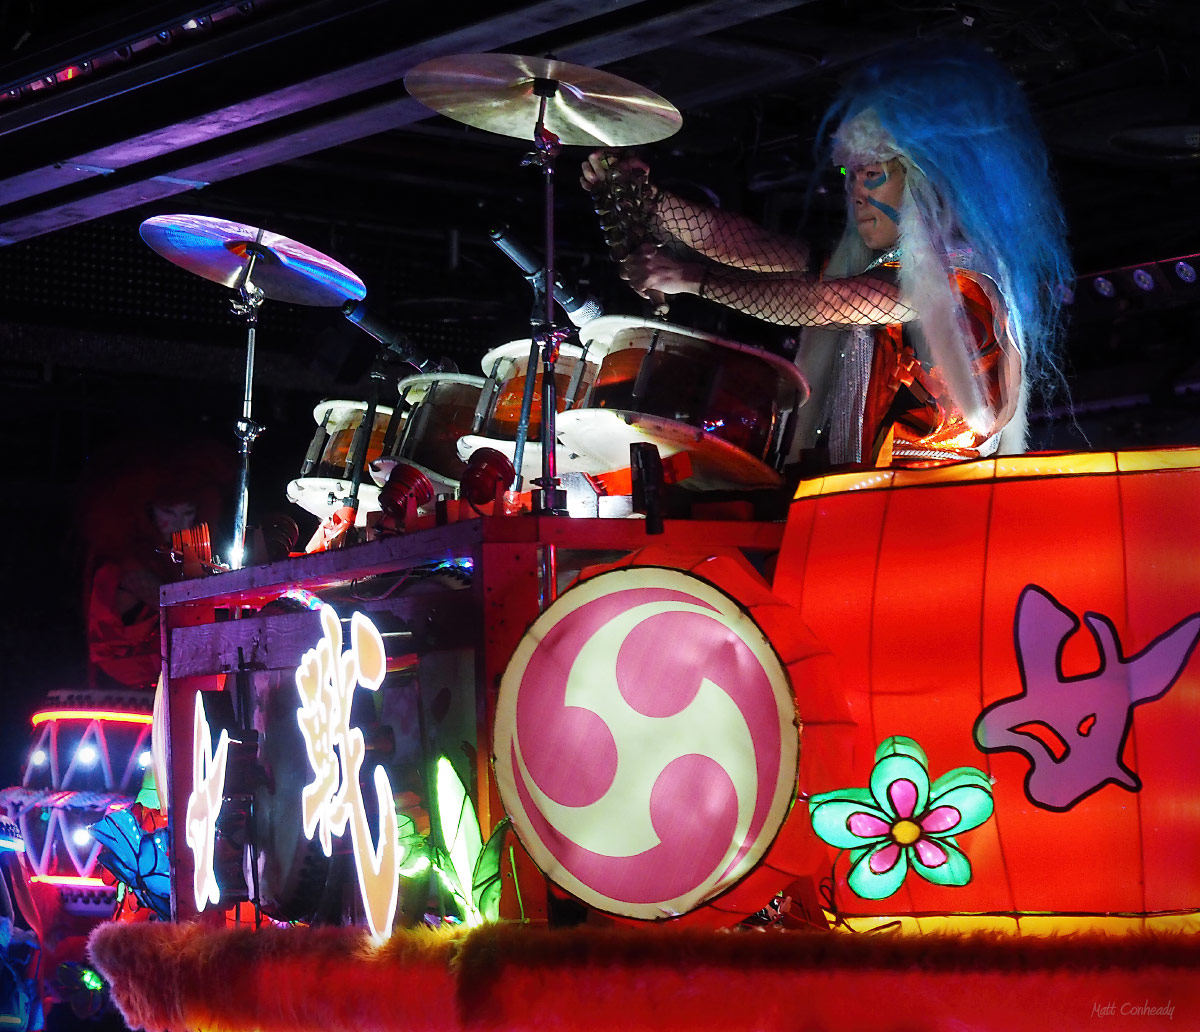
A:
[{"xmin": 90, "ymin": 921, "xmax": 1200, "ymax": 1032}]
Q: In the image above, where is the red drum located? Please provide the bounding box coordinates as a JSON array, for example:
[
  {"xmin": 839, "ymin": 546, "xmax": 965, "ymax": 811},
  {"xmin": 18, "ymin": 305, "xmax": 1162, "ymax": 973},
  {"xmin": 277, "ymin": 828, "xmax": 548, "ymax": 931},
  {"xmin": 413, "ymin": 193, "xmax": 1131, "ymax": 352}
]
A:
[
  {"xmin": 458, "ymin": 340, "xmax": 600, "ymax": 474},
  {"xmin": 393, "ymin": 373, "xmax": 488, "ymax": 494},
  {"xmin": 287, "ymin": 400, "xmax": 397, "ymax": 526},
  {"xmin": 482, "ymin": 340, "xmax": 597, "ymax": 438},
  {"xmin": 562, "ymin": 316, "xmax": 809, "ymax": 490}
]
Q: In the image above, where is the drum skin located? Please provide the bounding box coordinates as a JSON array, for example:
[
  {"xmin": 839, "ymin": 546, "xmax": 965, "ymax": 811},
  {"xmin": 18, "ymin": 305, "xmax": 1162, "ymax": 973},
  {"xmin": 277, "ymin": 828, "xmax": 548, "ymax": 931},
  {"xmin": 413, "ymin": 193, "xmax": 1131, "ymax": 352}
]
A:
[
  {"xmin": 771, "ymin": 449, "xmax": 1200, "ymax": 921},
  {"xmin": 493, "ymin": 545, "xmax": 837, "ymax": 929}
]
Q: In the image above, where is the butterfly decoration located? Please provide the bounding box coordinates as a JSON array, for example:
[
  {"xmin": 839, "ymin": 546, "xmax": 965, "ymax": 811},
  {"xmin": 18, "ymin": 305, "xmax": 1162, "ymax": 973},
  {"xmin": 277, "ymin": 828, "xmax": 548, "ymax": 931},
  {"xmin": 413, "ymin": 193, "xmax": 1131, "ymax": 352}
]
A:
[{"xmin": 89, "ymin": 804, "xmax": 171, "ymax": 920}]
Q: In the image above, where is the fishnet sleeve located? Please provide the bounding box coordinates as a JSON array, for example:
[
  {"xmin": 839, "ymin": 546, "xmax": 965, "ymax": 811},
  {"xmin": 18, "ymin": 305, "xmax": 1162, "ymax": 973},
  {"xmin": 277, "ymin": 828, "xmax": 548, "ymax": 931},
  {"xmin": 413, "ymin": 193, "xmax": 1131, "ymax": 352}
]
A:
[
  {"xmin": 652, "ymin": 189, "xmax": 810, "ymax": 273},
  {"xmin": 699, "ymin": 264, "xmax": 916, "ymax": 328}
]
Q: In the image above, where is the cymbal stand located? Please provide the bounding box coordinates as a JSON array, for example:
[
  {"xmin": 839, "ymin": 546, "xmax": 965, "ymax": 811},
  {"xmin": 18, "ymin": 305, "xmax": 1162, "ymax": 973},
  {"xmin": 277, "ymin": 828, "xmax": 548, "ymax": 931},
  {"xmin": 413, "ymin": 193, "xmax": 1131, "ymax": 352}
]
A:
[
  {"xmin": 521, "ymin": 79, "xmax": 569, "ymax": 515},
  {"xmin": 228, "ymin": 229, "xmax": 267, "ymax": 570},
  {"xmin": 520, "ymin": 75, "xmax": 571, "ymax": 605}
]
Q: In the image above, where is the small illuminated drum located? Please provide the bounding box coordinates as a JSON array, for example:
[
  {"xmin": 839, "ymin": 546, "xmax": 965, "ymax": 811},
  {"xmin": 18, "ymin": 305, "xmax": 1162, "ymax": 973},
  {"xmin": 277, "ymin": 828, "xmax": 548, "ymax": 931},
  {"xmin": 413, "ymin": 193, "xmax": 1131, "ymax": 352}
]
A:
[
  {"xmin": 458, "ymin": 340, "xmax": 599, "ymax": 472},
  {"xmin": 287, "ymin": 400, "xmax": 398, "ymax": 526},
  {"xmin": 561, "ymin": 316, "xmax": 809, "ymax": 490},
  {"xmin": 392, "ymin": 372, "xmax": 489, "ymax": 495}
]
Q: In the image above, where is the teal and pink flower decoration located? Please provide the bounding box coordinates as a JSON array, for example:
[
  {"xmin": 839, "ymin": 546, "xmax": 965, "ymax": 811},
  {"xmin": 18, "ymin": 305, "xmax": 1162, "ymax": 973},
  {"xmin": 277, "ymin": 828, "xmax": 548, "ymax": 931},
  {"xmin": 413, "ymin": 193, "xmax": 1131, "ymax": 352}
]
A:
[{"xmin": 807, "ymin": 736, "xmax": 994, "ymax": 900}]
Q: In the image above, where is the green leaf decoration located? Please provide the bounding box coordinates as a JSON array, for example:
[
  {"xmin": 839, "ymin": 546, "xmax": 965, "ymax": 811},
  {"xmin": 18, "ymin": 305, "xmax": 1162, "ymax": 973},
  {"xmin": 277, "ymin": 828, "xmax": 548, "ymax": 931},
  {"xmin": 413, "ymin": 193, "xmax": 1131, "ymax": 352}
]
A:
[
  {"xmin": 471, "ymin": 817, "xmax": 511, "ymax": 924},
  {"xmin": 395, "ymin": 813, "xmax": 430, "ymax": 878},
  {"xmin": 434, "ymin": 756, "xmax": 483, "ymax": 925},
  {"xmin": 135, "ymin": 768, "xmax": 161, "ymax": 812}
]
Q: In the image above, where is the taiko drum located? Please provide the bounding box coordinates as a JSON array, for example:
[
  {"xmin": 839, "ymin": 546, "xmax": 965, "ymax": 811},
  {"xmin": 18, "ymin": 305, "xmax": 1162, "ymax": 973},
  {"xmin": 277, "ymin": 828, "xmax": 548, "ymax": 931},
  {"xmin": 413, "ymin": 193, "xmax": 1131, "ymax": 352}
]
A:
[{"xmin": 766, "ymin": 448, "xmax": 1200, "ymax": 926}]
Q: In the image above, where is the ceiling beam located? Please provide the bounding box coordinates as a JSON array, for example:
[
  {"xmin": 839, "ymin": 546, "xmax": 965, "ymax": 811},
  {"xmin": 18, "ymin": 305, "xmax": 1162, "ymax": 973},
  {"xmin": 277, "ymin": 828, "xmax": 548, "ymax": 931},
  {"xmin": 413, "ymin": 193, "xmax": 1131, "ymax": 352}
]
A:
[{"xmin": 0, "ymin": 0, "xmax": 653, "ymax": 243}]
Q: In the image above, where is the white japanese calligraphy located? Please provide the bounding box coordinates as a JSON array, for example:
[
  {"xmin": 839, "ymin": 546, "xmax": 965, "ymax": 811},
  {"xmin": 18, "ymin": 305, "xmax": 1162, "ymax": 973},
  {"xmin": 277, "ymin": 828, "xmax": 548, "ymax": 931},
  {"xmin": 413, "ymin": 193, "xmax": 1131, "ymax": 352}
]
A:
[
  {"xmin": 185, "ymin": 691, "xmax": 230, "ymax": 911},
  {"xmin": 296, "ymin": 605, "xmax": 399, "ymax": 941}
]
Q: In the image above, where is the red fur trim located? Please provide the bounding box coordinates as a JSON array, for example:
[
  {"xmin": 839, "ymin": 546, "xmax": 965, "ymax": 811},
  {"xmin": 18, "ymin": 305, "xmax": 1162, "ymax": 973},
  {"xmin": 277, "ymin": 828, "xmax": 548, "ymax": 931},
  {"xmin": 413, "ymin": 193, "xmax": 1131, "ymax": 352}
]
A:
[{"xmin": 90, "ymin": 922, "xmax": 1200, "ymax": 1032}]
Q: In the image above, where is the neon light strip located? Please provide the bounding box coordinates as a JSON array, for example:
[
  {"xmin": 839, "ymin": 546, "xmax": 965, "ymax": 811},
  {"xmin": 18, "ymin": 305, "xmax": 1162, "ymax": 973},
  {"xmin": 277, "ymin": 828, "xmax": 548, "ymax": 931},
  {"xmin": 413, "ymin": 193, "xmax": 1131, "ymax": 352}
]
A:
[
  {"xmin": 31, "ymin": 709, "xmax": 153, "ymax": 727},
  {"xmin": 30, "ymin": 875, "xmax": 111, "ymax": 888}
]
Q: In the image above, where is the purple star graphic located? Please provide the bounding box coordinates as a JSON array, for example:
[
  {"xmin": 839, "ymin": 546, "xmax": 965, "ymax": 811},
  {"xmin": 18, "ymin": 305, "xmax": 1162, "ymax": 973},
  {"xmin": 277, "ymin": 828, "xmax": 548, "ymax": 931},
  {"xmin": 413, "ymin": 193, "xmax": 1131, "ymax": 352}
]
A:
[{"xmin": 974, "ymin": 584, "xmax": 1200, "ymax": 811}]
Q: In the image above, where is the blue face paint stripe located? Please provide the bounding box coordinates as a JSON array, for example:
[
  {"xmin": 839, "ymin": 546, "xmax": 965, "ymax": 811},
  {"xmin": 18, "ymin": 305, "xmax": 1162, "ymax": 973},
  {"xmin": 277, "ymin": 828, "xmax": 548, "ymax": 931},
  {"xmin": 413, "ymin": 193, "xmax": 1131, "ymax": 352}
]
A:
[
  {"xmin": 868, "ymin": 198, "xmax": 901, "ymax": 223},
  {"xmin": 863, "ymin": 170, "xmax": 888, "ymax": 190}
]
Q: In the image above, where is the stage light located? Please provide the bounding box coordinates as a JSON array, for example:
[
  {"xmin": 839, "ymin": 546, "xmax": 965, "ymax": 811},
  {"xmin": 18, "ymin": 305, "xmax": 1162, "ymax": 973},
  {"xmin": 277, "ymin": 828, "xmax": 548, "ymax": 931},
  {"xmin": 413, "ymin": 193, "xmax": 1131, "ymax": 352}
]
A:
[
  {"xmin": 378, "ymin": 463, "xmax": 436, "ymax": 526},
  {"xmin": 0, "ymin": 818, "xmax": 22, "ymax": 852},
  {"xmin": 54, "ymin": 63, "xmax": 88, "ymax": 84},
  {"xmin": 77, "ymin": 744, "xmax": 98, "ymax": 766},
  {"xmin": 1175, "ymin": 261, "xmax": 1196, "ymax": 284},
  {"xmin": 32, "ymin": 709, "xmax": 153, "ymax": 726},
  {"xmin": 72, "ymin": 827, "xmax": 92, "ymax": 847},
  {"xmin": 30, "ymin": 749, "xmax": 47, "ymax": 767},
  {"xmin": 30, "ymin": 875, "xmax": 107, "ymax": 888},
  {"xmin": 138, "ymin": 750, "xmax": 153, "ymax": 769},
  {"xmin": 1093, "ymin": 277, "xmax": 1116, "ymax": 298},
  {"xmin": 1132, "ymin": 268, "xmax": 1155, "ymax": 291},
  {"xmin": 460, "ymin": 448, "xmax": 516, "ymax": 508},
  {"xmin": 281, "ymin": 588, "xmax": 323, "ymax": 610}
]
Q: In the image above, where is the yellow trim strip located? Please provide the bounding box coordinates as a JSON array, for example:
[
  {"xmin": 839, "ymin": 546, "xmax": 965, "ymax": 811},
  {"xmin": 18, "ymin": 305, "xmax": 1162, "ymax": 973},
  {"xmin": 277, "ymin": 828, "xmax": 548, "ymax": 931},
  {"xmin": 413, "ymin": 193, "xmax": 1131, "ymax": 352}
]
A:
[
  {"xmin": 831, "ymin": 911, "xmax": 1200, "ymax": 936},
  {"xmin": 794, "ymin": 448, "xmax": 1200, "ymax": 500}
]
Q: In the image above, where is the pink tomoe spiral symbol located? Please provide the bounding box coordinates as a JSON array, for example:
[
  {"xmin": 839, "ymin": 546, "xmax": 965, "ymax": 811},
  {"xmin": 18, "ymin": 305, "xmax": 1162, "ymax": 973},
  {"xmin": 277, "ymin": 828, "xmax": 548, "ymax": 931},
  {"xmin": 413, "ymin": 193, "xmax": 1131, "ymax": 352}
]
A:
[{"xmin": 494, "ymin": 567, "xmax": 797, "ymax": 919}]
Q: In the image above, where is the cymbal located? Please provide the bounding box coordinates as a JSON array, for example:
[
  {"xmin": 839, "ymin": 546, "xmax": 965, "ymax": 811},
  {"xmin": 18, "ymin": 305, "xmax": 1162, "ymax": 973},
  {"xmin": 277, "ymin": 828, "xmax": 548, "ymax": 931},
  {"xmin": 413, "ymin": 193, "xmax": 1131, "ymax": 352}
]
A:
[
  {"xmin": 139, "ymin": 214, "xmax": 367, "ymax": 307},
  {"xmin": 404, "ymin": 53, "xmax": 681, "ymax": 147}
]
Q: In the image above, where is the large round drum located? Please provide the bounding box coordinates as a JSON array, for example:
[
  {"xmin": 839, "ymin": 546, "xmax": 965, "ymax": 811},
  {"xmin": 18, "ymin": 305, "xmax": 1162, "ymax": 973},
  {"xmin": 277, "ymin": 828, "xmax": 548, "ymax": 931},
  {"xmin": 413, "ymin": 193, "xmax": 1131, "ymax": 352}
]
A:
[
  {"xmin": 287, "ymin": 400, "xmax": 397, "ymax": 526},
  {"xmin": 393, "ymin": 372, "xmax": 489, "ymax": 495},
  {"xmin": 458, "ymin": 340, "xmax": 599, "ymax": 473},
  {"xmin": 562, "ymin": 316, "xmax": 808, "ymax": 490}
]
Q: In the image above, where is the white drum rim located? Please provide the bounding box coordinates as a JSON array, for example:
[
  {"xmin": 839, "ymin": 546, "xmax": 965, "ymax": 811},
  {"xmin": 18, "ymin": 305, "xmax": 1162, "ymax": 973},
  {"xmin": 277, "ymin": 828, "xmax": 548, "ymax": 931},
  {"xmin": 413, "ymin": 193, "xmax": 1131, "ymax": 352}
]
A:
[
  {"xmin": 286, "ymin": 477, "xmax": 381, "ymax": 527},
  {"xmin": 397, "ymin": 372, "xmax": 488, "ymax": 396},
  {"xmin": 555, "ymin": 409, "xmax": 783, "ymax": 490},
  {"xmin": 480, "ymin": 340, "xmax": 593, "ymax": 378},
  {"xmin": 457, "ymin": 433, "xmax": 608, "ymax": 477},
  {"xmin": 312, "ymin": 399, "xmax": 395, "ymax": 427}
]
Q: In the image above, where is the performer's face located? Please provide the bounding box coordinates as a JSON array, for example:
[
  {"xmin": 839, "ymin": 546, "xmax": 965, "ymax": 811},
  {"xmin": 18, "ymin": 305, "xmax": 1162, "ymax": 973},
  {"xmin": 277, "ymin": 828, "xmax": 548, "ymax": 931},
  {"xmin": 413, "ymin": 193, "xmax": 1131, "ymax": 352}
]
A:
[
  {"xmin": 151, "ymin": 501, "xmax": 197, "ymax": 541},
  {"xmin": 847, "ymin": 159, "xmax": 906, "ymax": 251}
]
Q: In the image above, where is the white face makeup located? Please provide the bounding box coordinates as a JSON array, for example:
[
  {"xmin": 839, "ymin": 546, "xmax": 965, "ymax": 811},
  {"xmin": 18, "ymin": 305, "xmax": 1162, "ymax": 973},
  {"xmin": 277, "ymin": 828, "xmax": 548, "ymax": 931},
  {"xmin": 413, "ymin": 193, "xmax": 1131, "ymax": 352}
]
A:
[
  {"xmin": 845, "ymin": 159, "xmax": 906, "ymax": 251},
  {"xmin": 152, "ymin": 501, "xmax": 198, "ymax": 541}
]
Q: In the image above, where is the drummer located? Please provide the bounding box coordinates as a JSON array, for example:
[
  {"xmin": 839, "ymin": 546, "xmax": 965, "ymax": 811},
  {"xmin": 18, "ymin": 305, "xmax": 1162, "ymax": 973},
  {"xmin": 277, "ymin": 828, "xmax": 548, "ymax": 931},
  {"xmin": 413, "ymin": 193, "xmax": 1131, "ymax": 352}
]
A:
[{"xmin": 581, "ymin": 43, "xmax": 1072, "ymax": 469}]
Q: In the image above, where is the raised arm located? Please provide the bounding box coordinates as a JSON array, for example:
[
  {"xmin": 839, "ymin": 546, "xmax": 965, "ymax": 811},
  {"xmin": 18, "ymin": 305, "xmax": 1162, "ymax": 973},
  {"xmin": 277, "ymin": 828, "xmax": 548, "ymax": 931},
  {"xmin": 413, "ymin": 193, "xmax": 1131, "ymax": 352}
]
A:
[{"xmin": 580, "ymin": 150, "xmax": 810, "ymax": 273}]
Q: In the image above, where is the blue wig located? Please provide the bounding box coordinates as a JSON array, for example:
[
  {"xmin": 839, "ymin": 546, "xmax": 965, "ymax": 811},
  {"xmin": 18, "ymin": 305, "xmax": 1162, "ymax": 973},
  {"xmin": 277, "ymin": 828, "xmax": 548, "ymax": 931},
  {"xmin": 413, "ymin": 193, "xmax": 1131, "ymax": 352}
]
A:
[{"xmin": 819, "ymin": 43, "xmax": 1073, "ymax": 391}]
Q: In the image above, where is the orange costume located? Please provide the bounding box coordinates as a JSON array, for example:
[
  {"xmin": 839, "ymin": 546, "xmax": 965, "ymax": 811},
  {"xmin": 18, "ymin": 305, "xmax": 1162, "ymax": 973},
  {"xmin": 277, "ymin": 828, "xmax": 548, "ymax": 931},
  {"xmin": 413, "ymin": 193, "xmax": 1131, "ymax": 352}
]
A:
[{"xmin": 863, "ymin": 266, "xmax": 1018, "ymax": 466}]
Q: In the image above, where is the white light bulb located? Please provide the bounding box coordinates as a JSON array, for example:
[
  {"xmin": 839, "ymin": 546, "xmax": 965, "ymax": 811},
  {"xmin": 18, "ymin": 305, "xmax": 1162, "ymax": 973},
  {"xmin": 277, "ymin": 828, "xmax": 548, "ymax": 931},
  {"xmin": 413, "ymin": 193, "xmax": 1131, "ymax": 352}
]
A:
[
  {"xmin": 30, "ymin": 749, "xmax": 47, "ymax": 767},
  {"xmin": 72, "ymin": 827, "xmax": 92, "ymax": 847},
  {"xmin": 77, "ymin": 744, "xmax": 99, "ymax": 766},
  {"xmin": 138, "ymin": 750, "xmax": 153, "ymax": 769}
]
